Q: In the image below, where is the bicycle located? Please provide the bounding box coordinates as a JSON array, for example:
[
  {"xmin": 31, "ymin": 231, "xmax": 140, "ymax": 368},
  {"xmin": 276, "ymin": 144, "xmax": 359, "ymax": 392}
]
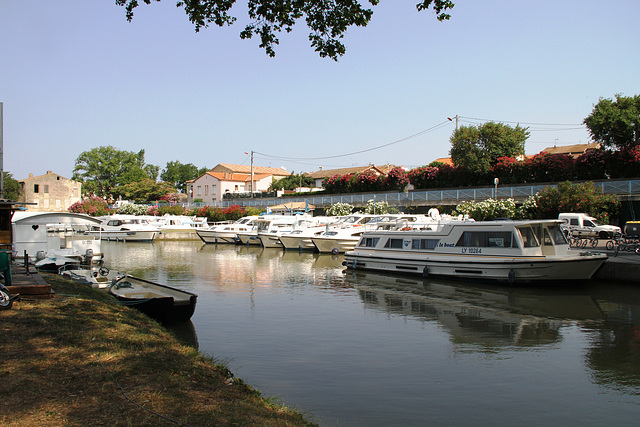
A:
[{"xmin": 0, "ymin": 282, "xmax": 19, "ymax": 310}]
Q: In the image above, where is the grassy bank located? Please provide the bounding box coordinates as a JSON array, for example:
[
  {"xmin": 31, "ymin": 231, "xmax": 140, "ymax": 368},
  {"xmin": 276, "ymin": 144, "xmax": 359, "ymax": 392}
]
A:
[{"xmin": 0, "ymin": 275, "xmax": 317, "ymax": 426}]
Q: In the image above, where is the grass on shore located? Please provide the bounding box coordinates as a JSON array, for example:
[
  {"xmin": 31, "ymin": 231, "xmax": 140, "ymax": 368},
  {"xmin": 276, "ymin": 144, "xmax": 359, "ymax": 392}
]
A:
[{"xmin": 0, "ymin": 274, "xmax": 317, "ymax": 426}]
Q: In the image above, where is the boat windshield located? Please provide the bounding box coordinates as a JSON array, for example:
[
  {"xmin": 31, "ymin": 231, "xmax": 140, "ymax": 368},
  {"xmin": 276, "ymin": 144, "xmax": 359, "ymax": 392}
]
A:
[{"xmin": 516, "ymin": 226, "xmax": 540, "ymax": 247}]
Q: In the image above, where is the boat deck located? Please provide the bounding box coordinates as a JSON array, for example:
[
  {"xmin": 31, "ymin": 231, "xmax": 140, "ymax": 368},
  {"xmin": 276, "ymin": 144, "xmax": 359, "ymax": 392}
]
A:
[{"xmin": 4, "ymin": 264, "xmax": 54, "ymax": 299}]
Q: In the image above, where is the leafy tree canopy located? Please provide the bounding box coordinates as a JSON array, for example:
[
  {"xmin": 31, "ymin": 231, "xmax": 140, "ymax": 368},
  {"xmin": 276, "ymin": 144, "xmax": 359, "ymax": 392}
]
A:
[
  {"xmin": 72, "ymin": 146, "xmax": 159, "ymax": 200},
  {"xmin": 450, "ymin": 122, "xmax": 529, "ymax": 175},
  {"xmin": 115, "ymin": 0, "xmax": 455, "ymax": 60},
  {"xmin": 584, "ymin": 94, "xmax": 640, "ymax": 151},
  {"xmin": 160, "ymin": 161, "xmax": 208, "ymax": 193},
  {"xmin": 114, "ymin": 178, "xmax": 177, "ymax": 203},
  {"xmin": 269, "ymin": 172, "xmax": 314, "ymax": 191}
]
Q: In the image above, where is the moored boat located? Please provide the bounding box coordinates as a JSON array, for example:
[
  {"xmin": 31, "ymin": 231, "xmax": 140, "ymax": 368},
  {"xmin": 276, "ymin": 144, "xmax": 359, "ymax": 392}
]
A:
[
  {"xmin": 109, "ymin": 275, "xmax": 197, "ymax": 324},
  {"xmin": 343, "ymin": 219, "xmax": 607, "ymax": 283},
  {"xmin": 197, "ymin": 216, "xmax": 258, "ymax": 244},
  {"xmin": 88, "ymin": 215, "xmax": 160, "ymax": 242},
  {"xmin": 59, "ymin": 265, "xmax": 126, "ymax": 288}
]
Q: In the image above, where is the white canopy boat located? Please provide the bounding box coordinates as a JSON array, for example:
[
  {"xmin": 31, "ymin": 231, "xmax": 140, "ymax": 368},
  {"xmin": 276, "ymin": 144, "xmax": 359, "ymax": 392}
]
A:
[
  {"xmin": 312, "ymin": 214, "xmax": 430, "ymax": 254},
  {"xmin": 196, "ymin": 216, "xmax": 258, "ymax": 244},
  {"xmin": 147, "ymin": 214, "xmax": 209, "ymax": 240},
  {"xmin": 343, "ymin": 219, "xmax": 607, "ymax": 283},
  {"xmin": 259, "ymin": 215, "xmax": 331, "ymax": 249},
  {"xmin": 88, "ymin": 215, "xmax": 160, "ymax": 242}
]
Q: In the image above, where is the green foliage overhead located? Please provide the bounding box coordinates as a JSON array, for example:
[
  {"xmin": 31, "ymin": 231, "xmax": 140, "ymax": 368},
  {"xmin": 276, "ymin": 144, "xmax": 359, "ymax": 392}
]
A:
[
  {"xmin": 584, "ymin": 94, "xmax": 640, "ymax": 151},
  {"xmin": 72, "ymin": 146, "xmax": 160, "ymax": 200},
  {"xmin": 450, "ymin": 122, "xmax": 529, "ymax": 175},
  {"xmin": 161, "ymin": 161, "xmax": 208, "ymax": 193},
  {"xmin": 114, "ymin": 179, "xmax": 177, "ymax": 203},
  {"xmin": 115, "ymin": 0, "xmax": 454, "ymax": 61}
]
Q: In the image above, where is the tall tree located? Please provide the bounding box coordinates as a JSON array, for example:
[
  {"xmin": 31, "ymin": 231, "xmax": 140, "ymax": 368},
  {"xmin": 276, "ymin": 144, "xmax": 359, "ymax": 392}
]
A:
[
  {"xmin": 584, "ymin": 94, "xmax": 640, "ymax": 151},
  {"xmin": 269, "ymin": 172, "xmax": 314, "ymax": 191},
  {"xmin": 450, "ymin": 122, "xmax": 529, "ymax": 176},
  {"xmin": 116, "ymin": 0, "xmax": 454, "ymax": 60},
  {"xmin": 72, "ymin": 146, "xmax": 160, "ymax": 200},
  {"xmin": 161, "ymin": 161, "xmax": 208, "ymax": 193}
]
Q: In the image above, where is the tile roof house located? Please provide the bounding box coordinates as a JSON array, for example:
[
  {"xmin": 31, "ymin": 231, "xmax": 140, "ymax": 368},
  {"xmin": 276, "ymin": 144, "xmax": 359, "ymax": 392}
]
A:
[
  {"xmin": 540, "ymin": 142, "xmax": 601, "ymax": 158},
  {"xmin": 186, "ymin": 164, "xmax": 291, "ymax": 204}
]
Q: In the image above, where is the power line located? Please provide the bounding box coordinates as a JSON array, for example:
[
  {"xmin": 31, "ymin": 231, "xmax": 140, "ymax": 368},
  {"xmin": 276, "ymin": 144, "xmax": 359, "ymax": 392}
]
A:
[
  {"xmin": 458, "ymin": 115, "xmax": 584, "ymax": 127},
  {"xmin": 254, "ymin": 120, "xmax": 452, "ymax": 162}
]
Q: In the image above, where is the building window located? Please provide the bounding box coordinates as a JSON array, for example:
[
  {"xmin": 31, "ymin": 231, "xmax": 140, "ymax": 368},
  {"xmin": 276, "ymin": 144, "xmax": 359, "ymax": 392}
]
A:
[
  {"xmin": 204, "ymin": 185, "xmax": 209, "ymax": 195},
  {"xmin": 34, "ymin": 184, "xmax": 39, "ymax": 193},
  {"xmin": 197, "ymin": 186, "xmax": 202, "ymax": 196},
  {"xmin": 44, "ymin": 185, "xmax": 49, "ymax": 194}
]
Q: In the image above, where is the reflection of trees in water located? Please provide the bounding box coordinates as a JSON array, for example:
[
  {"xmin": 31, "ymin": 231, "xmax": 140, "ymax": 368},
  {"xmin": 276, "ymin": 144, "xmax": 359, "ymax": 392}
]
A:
[{"xmin": 584, "ymin": 323, "xmax": 640, "ymax": 394}]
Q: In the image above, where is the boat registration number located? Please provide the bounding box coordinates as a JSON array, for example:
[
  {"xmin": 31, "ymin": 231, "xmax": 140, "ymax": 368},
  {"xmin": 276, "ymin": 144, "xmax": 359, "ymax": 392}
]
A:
[{"xmin": 462, "ymin": 248, "xmax": 482, "ymax": 254}]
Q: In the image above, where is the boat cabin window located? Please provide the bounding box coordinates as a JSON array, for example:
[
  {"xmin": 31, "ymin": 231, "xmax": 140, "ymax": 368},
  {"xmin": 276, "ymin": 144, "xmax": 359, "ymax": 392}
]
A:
[
  {"xmin": 384, "ymin": 238, "xmax": 404, "ymax": 249},
  {"xmin": 411, "ymin": 239, "xmax": 439, "ymax": 250},
  {"xmin": 455, "ymin": 231, "xmax": 515, "ymax": 248},
  {"xmin": 107, "ymin": 220, "xmax": 122, "ymax": 227},
  {"xmin": 516, "ymin": 226, "xmax": 540, "ymax": 247},
  {"xmin": 547, "ymin": 225, "xmax": 568, "ymax": 245},
  {"xmin": 358, "ymin": 237, "xmax": 380, "ymax": 248}
]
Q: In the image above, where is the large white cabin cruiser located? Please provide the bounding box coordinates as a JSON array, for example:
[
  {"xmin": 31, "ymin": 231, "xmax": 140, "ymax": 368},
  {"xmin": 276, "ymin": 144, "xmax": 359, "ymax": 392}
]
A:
[
  {"xmin": 343, "ymin": 219, "xmax": 607, "ymax": 283},
  {"xmin": 196, "ymin": 216, "xmax": 258, "ymax": 244}
]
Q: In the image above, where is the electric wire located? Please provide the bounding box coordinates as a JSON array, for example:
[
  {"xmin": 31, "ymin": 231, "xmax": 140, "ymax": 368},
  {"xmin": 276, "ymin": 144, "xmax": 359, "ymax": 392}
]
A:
[{"xmin": 253, "ymin": 120, "xmax": 452, "ymax": 162}]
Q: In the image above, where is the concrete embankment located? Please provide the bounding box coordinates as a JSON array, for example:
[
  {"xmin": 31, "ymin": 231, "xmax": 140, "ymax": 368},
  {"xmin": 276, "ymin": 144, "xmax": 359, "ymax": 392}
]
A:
[{"xmin": 595, "ymin": 253, "xmax": 640, "ymax": 283}]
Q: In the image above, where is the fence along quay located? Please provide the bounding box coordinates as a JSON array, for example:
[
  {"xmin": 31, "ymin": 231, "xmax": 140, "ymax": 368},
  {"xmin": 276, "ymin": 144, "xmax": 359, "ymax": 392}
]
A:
[{"xmin": 216, "ymin": 179, "xmax": 640, "ymax": 210}]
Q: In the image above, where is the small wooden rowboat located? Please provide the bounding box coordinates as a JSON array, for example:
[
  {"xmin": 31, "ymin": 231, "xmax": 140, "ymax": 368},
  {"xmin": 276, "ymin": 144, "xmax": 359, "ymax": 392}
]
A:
[{"xmin": 109, "ymin": 275, "xmax": 197, "ymax": 324}]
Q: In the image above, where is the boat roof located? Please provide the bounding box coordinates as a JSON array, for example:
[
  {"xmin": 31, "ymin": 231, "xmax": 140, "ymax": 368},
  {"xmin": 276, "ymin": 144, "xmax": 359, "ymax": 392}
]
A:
[{"xmin": 12, "ymin": 211, "xmax": 102, "ymax": 225}]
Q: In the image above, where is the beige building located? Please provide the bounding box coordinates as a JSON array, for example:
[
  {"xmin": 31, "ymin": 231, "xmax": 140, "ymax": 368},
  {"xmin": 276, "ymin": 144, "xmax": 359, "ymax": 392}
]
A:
[{"xmin": 18, "ymin": 171, "xmax": 82, "ymax": 212}]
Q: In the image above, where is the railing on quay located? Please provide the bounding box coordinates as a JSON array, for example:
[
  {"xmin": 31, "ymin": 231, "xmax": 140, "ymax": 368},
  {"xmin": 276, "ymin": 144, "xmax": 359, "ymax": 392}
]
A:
[{"xmin": 184, "ymin": 179, "xmax": 640, "ymax": 210}]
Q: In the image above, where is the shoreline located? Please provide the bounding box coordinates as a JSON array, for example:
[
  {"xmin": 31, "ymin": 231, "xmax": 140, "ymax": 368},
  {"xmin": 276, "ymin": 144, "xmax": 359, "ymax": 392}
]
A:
[{"xmin": 1, "ymin": 273, "xmax": 317, "ymax": 427}]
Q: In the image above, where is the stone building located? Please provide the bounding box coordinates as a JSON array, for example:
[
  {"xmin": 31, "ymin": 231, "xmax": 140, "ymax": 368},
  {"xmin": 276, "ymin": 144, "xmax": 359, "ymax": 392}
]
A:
[{"xmin": 18, "ymin": 171, "xmax": 82, "ymax": 212}]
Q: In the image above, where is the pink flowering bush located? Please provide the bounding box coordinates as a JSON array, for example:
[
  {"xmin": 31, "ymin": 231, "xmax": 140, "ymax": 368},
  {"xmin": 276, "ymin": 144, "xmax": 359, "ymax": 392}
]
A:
[{"xmin": 68, "ymin": 196, "xmax": 110, "ymax": 217}]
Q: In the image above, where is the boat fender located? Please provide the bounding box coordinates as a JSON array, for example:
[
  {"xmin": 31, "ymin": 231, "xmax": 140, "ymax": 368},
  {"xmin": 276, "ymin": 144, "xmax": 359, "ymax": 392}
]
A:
[
  {"xmin": 508, "ymin": 269, "xmax": 515, "ymax": 284},
  {"xmin": 422, "ymin": 265, "xmax": 429, "ymax": 278},
  {"xmin": 351, "ymin": 259, "xmax": 358, "ymax": 269},
  {"xmin": 332, "ymin": 248, "xmax": 340, "ymax": 255}
]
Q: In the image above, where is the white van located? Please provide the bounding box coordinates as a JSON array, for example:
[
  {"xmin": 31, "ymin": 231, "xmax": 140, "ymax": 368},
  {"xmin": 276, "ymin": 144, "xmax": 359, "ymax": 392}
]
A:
[{"xmin": 558, "ymin": 213, "xmax": 621, "ymax": 239}]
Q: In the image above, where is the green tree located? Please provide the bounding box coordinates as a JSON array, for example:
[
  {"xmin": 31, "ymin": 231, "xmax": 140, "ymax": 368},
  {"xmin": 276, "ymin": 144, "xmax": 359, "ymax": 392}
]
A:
[
  {"xmin": 161, "ymin": 161, "xmax": 208, "ymax": 193},
  {"xmin": 72, "ymin": 146, "xmax": 159, "ymax": 200},
  {"xmin": 116, "ymin": 179, "xmax": 177, "ymax": 203},
  {"xmin": 116, "ymin": 0, "xmax": 454, "ymax": 61},
  {"xmin": 1, "ymin": 172, "xmax": 21, "ymax": 201},
  {"xmin": 269, "ymin": 172, "xmax": 314, "ymax": 191},
  {"xmin": 584, "ymin": 94, "xmax": 640, "ymax": 151},
  {"xmin": 450, "ymin": 122, "xmax": 529, "ymax": 175}
]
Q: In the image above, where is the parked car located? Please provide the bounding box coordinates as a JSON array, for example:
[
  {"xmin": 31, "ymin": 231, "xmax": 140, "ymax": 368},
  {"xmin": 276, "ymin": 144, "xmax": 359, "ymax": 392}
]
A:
[
  {"xmin": 623, "ymin": 221, "xmax": 640, "ymax": 238},
  {"xmin": 558, "ymin": 213, "xmax": 621, "ymax": 239}
]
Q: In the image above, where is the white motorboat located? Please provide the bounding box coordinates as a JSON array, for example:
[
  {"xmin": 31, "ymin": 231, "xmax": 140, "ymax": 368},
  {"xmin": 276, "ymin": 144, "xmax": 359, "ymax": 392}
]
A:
[
  {"xmin": 311, "ymin": 214, "xmax": 429, "ymax": 254},
  {"xmin": 31, "ymin": 223, "xmax": 102, "ymax": 271},
  {"xmin": 147, "ymin": 214, "xmax": 209, "ymax": 240},
  {"xmin": 59, "ymin": 265, "xmax": 125, "ymax": 289},
  {"xmin": 279, "ymin": 217, "xmax": 340, "ymax": 251},
  {"xmin": 196, "ymin": 216, "xmax": 258, "ymax": 244},
  {"xmin": 236, "ymin": 214, "xmax": 291, "ymax": 246},
  {"xmin": 255, "ymin": 215, "xmax": 317, "ymax": 248},
  {"xmin": 343, "ymin": 218, "xmax": 608, "ymax": 283},
  {"xmin": 88, "ymin": 215, "xmax": 160, "ymax": 242}
]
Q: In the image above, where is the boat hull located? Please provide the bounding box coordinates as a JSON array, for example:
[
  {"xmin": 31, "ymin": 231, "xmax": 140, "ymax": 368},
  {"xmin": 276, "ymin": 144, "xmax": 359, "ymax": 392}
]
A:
[
  {"xmin": 343, "ymin": 251, "xmax": 607, "ymax": 283},
  {"xmin": 88, "ymin": 230, "xmax": 158, "ymax": 242},
  {"xmin": 196, "ymin": 230, "xmax": 238, "ymax": 244},
  {"xmin": 312, "ymin": 237, "xmax": 358, "ymax": 254},
  {"xmin": 279, "ymin": 236, "xmax": 317, "ymax": 251}
]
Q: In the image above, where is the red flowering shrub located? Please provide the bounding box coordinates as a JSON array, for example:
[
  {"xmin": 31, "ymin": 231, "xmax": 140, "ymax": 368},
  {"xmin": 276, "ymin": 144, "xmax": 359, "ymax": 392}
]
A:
[
  {"xmin": 525, "ymin": 152, "xmax": 575, "ymax": 182},
  {"xmin": 406, "ymin": 166, "xmax": 439, "ymax": 189},
  {"xmin": 68, "ymin": 196, "xmax": 110, "ymax": 216},
  {"xmin": 381, "ymin": 167, "xmax": 409, "ymax": 191},
  {"xmin": 349, "ymin": 170, "xmax": 381, "ymax": 193},
  {"xmin": 492, "ymin": 157, "xmax": 527, "ymax": 184}
]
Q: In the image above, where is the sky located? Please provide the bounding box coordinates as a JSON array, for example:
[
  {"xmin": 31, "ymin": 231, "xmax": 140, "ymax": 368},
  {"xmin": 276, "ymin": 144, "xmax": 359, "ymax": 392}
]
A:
[{"xmin": 1, "ymin": 0, "xmax": 638, "ymax": 182}]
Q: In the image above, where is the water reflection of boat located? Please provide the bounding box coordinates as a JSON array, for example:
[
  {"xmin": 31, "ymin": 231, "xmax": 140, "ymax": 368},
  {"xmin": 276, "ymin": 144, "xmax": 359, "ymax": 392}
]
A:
[{"xmin": 344, "ymin": 270, "xmax": 606, "ymax": 348}]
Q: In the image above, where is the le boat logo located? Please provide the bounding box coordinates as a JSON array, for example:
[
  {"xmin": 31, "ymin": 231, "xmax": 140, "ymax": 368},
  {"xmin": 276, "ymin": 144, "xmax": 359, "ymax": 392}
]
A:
[{"xmin": 403, "ymin": 239, "xmax": 411, "ymax": 248}]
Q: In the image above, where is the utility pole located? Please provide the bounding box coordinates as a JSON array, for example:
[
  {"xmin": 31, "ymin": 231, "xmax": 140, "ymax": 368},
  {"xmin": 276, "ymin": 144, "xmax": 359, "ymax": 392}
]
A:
[
  {"xmin": 250, "ymin": 150, "xmax": 254, "ymax": 198},
  {"xmin": 448, "ymin": 115, "xmax": 459, "ymax": 131}
]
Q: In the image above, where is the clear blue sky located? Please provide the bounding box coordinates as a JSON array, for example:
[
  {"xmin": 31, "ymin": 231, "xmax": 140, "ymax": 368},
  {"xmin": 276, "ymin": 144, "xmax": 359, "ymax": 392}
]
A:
[{"xmin": 1, "ymin": 0, "xmax": 638, "ymax": 181}]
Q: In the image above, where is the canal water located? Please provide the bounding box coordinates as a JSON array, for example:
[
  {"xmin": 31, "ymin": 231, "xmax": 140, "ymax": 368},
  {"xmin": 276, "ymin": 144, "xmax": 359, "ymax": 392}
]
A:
[{"xmin": 101, "ymin": 240, "xmax": 640, "ymax": 426}]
